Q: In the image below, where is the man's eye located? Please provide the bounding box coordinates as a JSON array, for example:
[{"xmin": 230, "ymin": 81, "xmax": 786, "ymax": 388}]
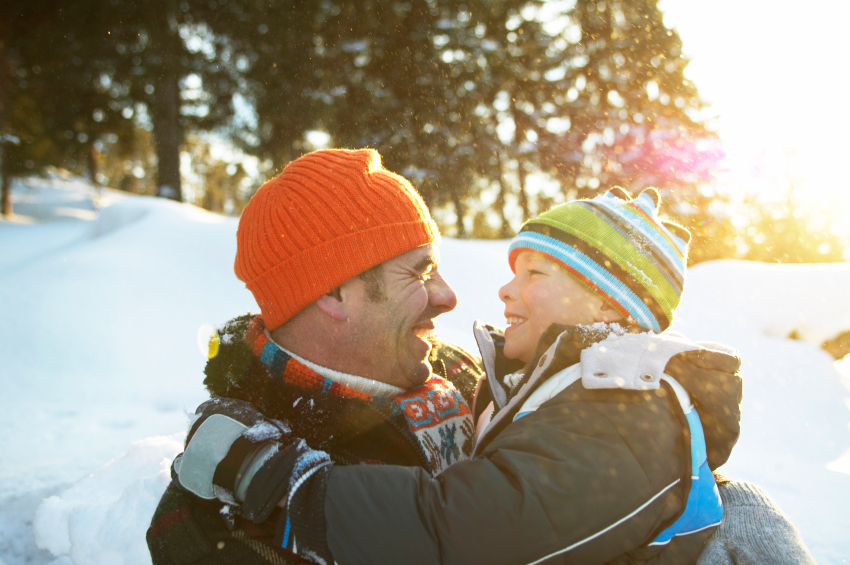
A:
[{"xmin": 420, "ymin": 271, "xmax": 432, "ymax": 281}]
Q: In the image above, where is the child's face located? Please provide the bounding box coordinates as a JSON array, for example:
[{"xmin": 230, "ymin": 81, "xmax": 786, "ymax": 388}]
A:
[{"xmin": 499, "ymin": 251, "xmax": 617, "ymax": 363}]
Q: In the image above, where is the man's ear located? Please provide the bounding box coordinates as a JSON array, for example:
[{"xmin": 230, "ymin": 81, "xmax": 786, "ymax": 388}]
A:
[{"xmin": 315, "ymin": 286, "xmax": 350, "ymax": 321}]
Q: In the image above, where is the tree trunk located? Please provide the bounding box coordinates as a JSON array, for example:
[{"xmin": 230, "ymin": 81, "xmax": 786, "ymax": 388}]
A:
[
  {"xmin": 510, "ymin": 99, "xmax": 530, "ymax": 221},
  {"xmin": 495, "ymin": 150, "xmax": 511, "ymax": 238},
  {"xmin": 149, "ymin": 1, "xmax": 183, "ymax": 201},
  {"xmin": 0, "ymin": 34, "xmax": 11, "ymax": 216},
  {"xmin": 86, "ymin": 137, "xmax": 99, "ymax": 185},
  {"xmin": 1, "ymin": 149, "xmax": 10, "ymax": 217},
  {"xmin": 451, "ymin": 189, "xmax": 466, "ymax": 238},
  {"xmin": 516, "ymin": 157, "xmax": 530, "ymax": 221},
  {"xmin": 152, "ymin": 70, "xmax": 182, "ymax": 201}
]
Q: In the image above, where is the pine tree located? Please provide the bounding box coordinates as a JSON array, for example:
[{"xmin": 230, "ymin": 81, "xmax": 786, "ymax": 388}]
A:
[
  {"xmin": 536, "ymin": 0, "xmax": 720, "ymax": 208},
  {"xmin": 1, "ymin": 0, "xmax": 167, "ymax": 198},
  {"xmin": 96, "ymin": 0, "xmax": 238, "ymax": 201},
  {"xmin": 207, "ymin": 0, "xmax": 487, "ymax": 235},
  {"xmin": 30, "ymin": 2, "xmax": 136, "ymax": 183},
  {"xmin": 0, "ymin": 0, "xmax": 79, "ymax": 214},
  {"xmin": 463, "ymin": 0, "xmax": 564, "ymax": 227},
  {"xmin": 194, "ymin": 0, "xmax": 326, "ymax": 170},
  {"xmin": 465, "ymin": 0, "xmax": 723, "ymax": 246},
  {"xmin": 318, "ymin": 0, "xmax": 485, "ymax": 235}
]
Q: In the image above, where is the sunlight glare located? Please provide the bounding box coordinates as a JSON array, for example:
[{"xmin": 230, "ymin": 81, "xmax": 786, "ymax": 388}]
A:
[
  {"xmin": 658, "ymin": 0, "xmax": 850, "ymax": 210},
  {"xmin": 197, "ymin": 324, "xmax": 220, "ymax": 359}
]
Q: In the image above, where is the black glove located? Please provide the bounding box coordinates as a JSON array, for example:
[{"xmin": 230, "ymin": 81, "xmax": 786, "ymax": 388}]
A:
[
  {"xmin": 248, "ymin": 438, "xmax": 335, "ymax": 564},
  {"xmin": 173, "ymin": 397, "xmax": 335, "ymax": 564},
  {"xmin": 171, "ymin": 397, "xmax": 284, "ymax": 502}
]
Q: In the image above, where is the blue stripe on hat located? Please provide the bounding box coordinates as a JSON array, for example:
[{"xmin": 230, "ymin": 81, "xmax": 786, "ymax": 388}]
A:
[
  {"xmin": 629, "ymin": 192, "xmax": 690, "ymax": 256},
  {"xmin": 509, "ymin": 232, "xmax": 662, "ymax": 332},
  {"xmin": 625, "ymin": 201, "xmax": 688, "ymax": 262},
  {"xmin": 629, "ymin": 195, "xmax": 688, "ymax": 257}
]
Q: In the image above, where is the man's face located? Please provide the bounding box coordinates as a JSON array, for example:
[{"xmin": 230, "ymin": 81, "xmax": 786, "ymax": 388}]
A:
[
  {"xmin": 499, "ymin": 251, "xmax": 610, "ymax": 364},
  {"xmin": 347, "ymin": 244, "xmax": 457, "ymax": 389}
]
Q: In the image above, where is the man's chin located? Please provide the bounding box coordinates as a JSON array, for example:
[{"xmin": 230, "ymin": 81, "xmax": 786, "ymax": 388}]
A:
[{"xmin": 403, "ymin": 359, "xmax": 433, "ymax": 389}]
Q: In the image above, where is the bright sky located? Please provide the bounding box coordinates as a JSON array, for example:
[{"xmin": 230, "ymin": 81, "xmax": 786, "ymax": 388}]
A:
[{"xmin": 659, "ymin": 0, "xmax": 850, "ymax": 213}]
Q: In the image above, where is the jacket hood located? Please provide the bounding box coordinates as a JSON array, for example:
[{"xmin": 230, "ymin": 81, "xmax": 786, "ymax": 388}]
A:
[{"xmin": 663, "ymin": 346, "xmax": 742, "ymax": 468}]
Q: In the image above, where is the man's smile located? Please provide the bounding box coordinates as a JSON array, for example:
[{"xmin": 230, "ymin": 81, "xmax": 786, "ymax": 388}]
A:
[{"xmin": 412, "ymin": 322, "xmax": 436, "ymax": 340}]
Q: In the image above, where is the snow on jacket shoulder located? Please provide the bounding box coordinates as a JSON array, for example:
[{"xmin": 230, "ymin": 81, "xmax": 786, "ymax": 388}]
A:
[{"xmin": 325, "ymin": 322, "xmax": 742, "ymax": 565}]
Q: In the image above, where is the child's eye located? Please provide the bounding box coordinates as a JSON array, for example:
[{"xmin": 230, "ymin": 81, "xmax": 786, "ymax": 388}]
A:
[{"xmin": 528, "ymin": 269, "xmax": 543, "ymax": 276}]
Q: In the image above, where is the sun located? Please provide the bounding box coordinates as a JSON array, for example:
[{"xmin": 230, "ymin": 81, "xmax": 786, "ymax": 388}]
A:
[{"xmin": 659, "ymin": 0, "xmax": 850, "ymax": 211}]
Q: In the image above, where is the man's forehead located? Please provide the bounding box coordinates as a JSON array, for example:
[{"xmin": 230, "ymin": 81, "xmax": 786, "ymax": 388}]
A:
[
  {"xmin": 414, "ymin": 244, "xmax": 439, "ymax": 266},
  {"xmin": 389, "ymin": 244, "xmax": 439, "ymax": 269}
]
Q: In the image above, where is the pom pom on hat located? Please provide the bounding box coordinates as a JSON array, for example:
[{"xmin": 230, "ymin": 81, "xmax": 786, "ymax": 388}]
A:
[{"xmin": 508, "ymin": 188, "xmax": 690, "ymax": 332}]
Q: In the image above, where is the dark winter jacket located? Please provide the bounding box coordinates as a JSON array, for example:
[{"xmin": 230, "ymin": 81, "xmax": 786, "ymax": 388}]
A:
[
  {"xmin": 322, "ymin": 322, "xmax": 743, "ymax": 565},
  {"xmin": 146, "ymin": 314, "xmax": 483, "ymax": 565}
]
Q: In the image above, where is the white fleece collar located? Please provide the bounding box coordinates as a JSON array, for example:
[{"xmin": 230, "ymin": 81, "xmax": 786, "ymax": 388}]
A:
[
  {"xmin": 264, "ymin": 330, "xmax": 406, "ymax": 398},
  {"xmin": 580, "ymin": 331, "xmax": 734, "ymax": 391}
]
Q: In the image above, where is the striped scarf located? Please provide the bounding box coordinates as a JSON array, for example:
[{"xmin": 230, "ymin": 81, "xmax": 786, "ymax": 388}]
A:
[{"xmin": 246, "ymin": 315, "xmax": 474, "ymax": 475}]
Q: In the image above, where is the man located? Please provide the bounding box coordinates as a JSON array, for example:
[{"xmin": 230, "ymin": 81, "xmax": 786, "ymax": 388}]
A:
[{"xmin": 146, "ymin": 148, "xmax": 484, "ymax": 564}]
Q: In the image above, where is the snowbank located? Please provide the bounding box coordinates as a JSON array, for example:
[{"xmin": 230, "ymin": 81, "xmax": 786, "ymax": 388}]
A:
[
  {"xmin": 33, "ymin": 434, "xmax": 183, "ymax": 565},
  {"xmin": 0, "ymin": 179, "xmax": 256, "ymax": 502},
  {"xmin": 2, "ymin": 177, "xmax": 848, "ymax": 564},
  {"xmin": 675, "ymin": 259, "xmax": 850, "ymax": 348},
  {"xmin": 671, "ymin": 261, "xmax": 850, "ymax": 563}
]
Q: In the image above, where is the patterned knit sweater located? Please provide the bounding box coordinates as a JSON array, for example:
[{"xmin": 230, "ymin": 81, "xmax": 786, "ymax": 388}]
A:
[{"xmin": 147, "ymin": 314, "xmax": 482, "ymax": 565}]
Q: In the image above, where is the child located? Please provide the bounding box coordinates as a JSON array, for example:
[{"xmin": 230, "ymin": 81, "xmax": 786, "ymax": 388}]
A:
[
  {"xmin": 174, "ymin": 188, "xmax": 744, "ymax": 565},
  {"xmin": 467, "ymin": 187, "xmax": 742, "ymax": 562}
]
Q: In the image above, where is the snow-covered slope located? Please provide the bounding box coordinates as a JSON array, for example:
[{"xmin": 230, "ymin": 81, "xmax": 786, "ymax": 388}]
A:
[
  {"xmin": 671, "ymin": 261, "xmax": 850, "ymax": 563},
  {"xmin": 1, "ymin": 176, "xmax": 848, "ymax": 564}
]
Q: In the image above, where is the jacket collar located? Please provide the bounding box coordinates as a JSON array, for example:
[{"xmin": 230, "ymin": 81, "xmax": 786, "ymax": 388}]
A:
[
  {"xmin": 473, "ymin": 321, "xmax": 639, "ymax": 411},
  {"xmin": 472, "ymin": 320, "xmax": 742, "ymax": 465}
]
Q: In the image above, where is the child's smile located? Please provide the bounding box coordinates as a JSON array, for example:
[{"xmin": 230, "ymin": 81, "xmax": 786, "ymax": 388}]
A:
[{"xmin": 499, "ymin": 251, "xmax": 623, "ymax": 363}]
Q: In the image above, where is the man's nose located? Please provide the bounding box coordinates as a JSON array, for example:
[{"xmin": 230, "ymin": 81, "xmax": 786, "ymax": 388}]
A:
[{"xmin": 427, "ymin": 271, "xmax": 458, "ymax": 314}]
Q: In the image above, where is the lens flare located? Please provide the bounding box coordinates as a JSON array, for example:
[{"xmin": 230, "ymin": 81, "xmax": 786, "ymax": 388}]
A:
[{"xmin": 197, "ymin": 324, "xmax": 220, "ymax": 359}]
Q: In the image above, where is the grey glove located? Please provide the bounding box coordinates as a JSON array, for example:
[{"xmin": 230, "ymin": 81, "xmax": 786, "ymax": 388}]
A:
[
  {"xmin": 172, "ymin": 397, "xmax": 290, "ymax": 505},
  {"xmin": 172, "ymin": 397, "xmax": 335, "ymax": 564}
]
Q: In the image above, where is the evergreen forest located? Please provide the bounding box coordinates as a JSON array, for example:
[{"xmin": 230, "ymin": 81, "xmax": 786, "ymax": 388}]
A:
[{"xmin": 1, "ymin": 0, "xmax": 845, "ymax": 263}]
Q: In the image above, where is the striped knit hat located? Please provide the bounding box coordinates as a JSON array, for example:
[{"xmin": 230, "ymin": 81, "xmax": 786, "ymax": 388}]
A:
[
  {"xmin": 235, "ymin": 149, "xmax": 439, "ymax": 330},
  {"xmin": 508, "ymin": 188, "xmax": 690, "ymax": 332}
]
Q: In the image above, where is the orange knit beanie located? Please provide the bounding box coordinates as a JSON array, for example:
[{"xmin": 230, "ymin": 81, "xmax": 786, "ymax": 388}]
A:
[{"xmin": 235, "ymin": 148, "xmax": 439, "ymax": 330}]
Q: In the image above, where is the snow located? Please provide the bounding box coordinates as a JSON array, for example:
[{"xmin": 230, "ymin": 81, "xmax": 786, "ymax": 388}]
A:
[
  {"xmin": 242, "ymin": 420, "xmax": 289, "ymax": 442},
  {"xmin": 32, "ymin": 434, "xmax": 183, "ymax": 565},
  {"xmin": 1, "ymin": 175, "xmax": 849, "ymax": 564}
]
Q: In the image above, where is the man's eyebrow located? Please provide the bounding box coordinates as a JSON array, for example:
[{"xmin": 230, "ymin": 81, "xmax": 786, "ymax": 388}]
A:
[{"xmin": 413, "ymin": 254, "xmax": 438, "ymax": 273}]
